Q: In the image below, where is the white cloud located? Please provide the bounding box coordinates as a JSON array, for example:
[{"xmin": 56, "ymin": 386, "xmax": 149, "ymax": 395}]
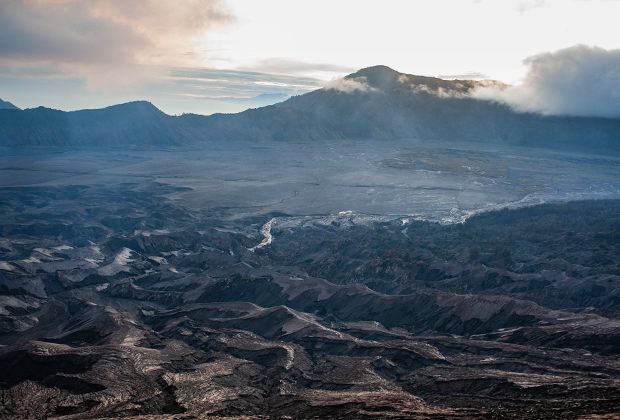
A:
[
  {"xmin": 471, "ymin": 45, "xmax": 620, "ymax": 118},
  {"xmin": 517, "ymin": 0, "xmax": 548, "ymax": 14},
  {"xmin": 323, "ymin": 76, "xmax": 377, "ymax": 93},
  {"xmin": 438, "ymin": 72, "xmax": 490, "ymax": 80},
  {"xmin": 238, "ymin": 59, "xmax": 355, "ymax": 80}
]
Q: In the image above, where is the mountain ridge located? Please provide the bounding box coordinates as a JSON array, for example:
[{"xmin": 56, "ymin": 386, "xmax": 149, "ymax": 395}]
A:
[
  {"xmin": 0, "ymin": 98, "xmax": 19, "ymax": 110},
  {"xmin": 343, "ymin": 65, "xmax": 508, "ymax": 93},
  {"xmin": 276, "ymin": 65, "xmax": 620, "ymax": 152},
  {"xmin": 1, "ymin": 66, "xmax": 619, "ymax": 152},
  {"xmin": 0, "ymin": 100, "xmax": 194, "ymax": 146}
]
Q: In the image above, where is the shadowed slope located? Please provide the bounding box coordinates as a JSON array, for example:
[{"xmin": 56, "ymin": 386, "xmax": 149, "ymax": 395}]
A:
[{"xmin": 277, "ymin": 66, "xmax": 620, "ymax": 152}]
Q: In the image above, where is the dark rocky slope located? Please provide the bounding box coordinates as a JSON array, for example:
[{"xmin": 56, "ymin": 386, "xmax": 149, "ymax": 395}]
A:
[{"xmin": 2, "ymin": 183, "xmax": 620, "ymax": 418}]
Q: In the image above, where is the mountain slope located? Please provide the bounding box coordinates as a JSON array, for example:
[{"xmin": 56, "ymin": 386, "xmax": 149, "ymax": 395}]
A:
[
  {"xmin": 277, "ymin": 65, "xmax": 620, "ymax": 152},
  {"xmin": 0, "ymin": 98, "xmax": 19, "ymax": 110},
  {"xmin": 0, "ymin": 101, "xmax": 200, "ymax": 146},
  {"xmin": 0, "ymin": 101, "xmax": 338, "ymax": 146},
  {"xmin": 1, "ymin": 66, "xmax": 619, "ymax": 150}
]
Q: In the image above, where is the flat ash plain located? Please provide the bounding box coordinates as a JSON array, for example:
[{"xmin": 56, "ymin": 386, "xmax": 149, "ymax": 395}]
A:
[{"xmin": 2, "ymin": 141, "xmax": 620, "ymax": 419}]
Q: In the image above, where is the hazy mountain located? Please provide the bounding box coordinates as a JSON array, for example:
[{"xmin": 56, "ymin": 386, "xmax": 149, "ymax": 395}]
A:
[
  {"xmin": 1, "ymin": 66, "xmax": 619, "ymax": 151},
  {"xmin": 0, "ymin": 98, "xmax": 19, "ymax": 110},
  {"xmin": 0, "ymin": 101, "xmax": 200, "ymax": 146},
  {"xmin": 276, "ymin": 65, "xmax": 620, "ymax": 153},
  {"xmin": 0, "ymin": 100, "xmax": 337, "ymax": 146}
]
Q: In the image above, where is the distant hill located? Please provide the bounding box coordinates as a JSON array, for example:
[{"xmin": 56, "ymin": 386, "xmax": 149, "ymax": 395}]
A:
[
  {"xmin": 0, "ymin": 101, "xmax": 197, "ymax": 146},
  {"xmin": 0, "ymin": 66, "xmax": 619, "ymax": 152},
  {"xmin": 0, "ymin": 98, "xmax": 19, "ymax": 110},
  {"xmin": 0, "ymin": 101, "xmax": 335, "ymax": 146}
]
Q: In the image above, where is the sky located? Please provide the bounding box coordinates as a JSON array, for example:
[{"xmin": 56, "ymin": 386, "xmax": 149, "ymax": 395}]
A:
[{"xmin": 0, "ymin": 0, "xmax": 619, "ymax": 116}]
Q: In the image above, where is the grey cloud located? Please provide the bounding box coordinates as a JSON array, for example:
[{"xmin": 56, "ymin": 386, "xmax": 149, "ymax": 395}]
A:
[
  {"xmin": 471, "ymin": 45, "xmax": 620, "ymax": 118},
  {"xmin": 201, "ymin": 93, "xmax": 289, "ymax": 105},
  {"xmin": 0, "ymin": 1, "xmax": 147, "ymax": 64},
  {"xmin": 438, "ymin": 72, "xmax": 490, "ymax": 80},
  {"xmin": 239, "ymin": 59, "xmax": 355, "ymax": 78},
  {"xmin": 0, "ymin": 0, "xmax": 233, "ymax": 83},
  {"xmin": 169, "ymin": 67, "xmax": 322, "ymax": 89},
  {"xmin": 165, "ymin": 67, "xmax": 321, "ymax": 103},
  {"xmin": 0, "ymin": 62, "xmax": 71, "ymax": 78}
]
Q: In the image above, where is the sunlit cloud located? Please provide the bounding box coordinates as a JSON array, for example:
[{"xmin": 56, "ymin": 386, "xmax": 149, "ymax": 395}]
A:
[
  {"xmin": 2, "ymin": 0, "xmax": 620, "ymax": 116},
  {"xmin": 252, "ymin": 80, "xmax": 314, "ymax": 88},
  {"xmin": 471, "ymin": 45, "xmax": 620, "ymax": 118},
  {"xmin": 438, "ymin": 72, "xmax": 490, "ymax": 80},
  {"xmin": 0, "ymin": 0, "xmax": 234, "ymax": 87},
  {"xmin": 323, "ymin": 76, "xmax": 377, "ymax": 93},
  {"xmin": 169, "ymin": 68, "xmax": 322, "ymax": 91},
  {"xmin": 238, "ymin": 58, "xmax": 355, "ymax": 80}
]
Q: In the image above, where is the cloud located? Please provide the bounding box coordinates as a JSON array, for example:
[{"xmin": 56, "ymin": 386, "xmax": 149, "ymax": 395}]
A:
[
  {"xmin": 323, "ymin": 76, "xmax": 377, "ymax": 93},
  {"xmin": 0, "ymin": 0, "xmax": 233, "ymax": 87},
  {"xmin": 239, "ymin": 59, "xmax": 355, "ymax": 79},
  {"xmin": 471, "ymin": 45, "xmax": 620, "ymax": 118},
  {"xmin": 517, "ymin": 0, "xmax": 547, "ymax": 13},
  {"xmin": 438, "ymin": 72, "xmax": 490, "ymax": 80},
  {"xmin": 169, "ymin": 67, "xmax": 322, "ymax": 92}
]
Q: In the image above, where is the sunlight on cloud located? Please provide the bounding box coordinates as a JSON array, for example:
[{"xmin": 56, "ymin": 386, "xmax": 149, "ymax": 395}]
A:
[
  {"xmin": 0, "ymin": 0, "xmax": 234, "ymax": 88},
  {"xmin": 238, "ymin": 58, "xmax": 356, "ymax": 80},
  {"xmin": 254, "ymin": 81, "xmax": 289, "ymax": 87},
  {"xmin": 323, "ymin": 77, "xmax": 377, "ymax": 93},
  {"xmin": 471, "ymin": 45, "xmax": 620, "ymax": 118}
]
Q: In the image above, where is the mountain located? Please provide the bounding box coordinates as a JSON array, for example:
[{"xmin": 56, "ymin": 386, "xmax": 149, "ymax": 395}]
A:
[
  {"xmin": 0, "ymin": 101, "xmax": 188, "ymax": 146},
  {"xmin": 0, "ymin": 100, "xmax": 336, "ymax": 146},
  {"xmin": 276, "ymin": 65, "xmax": 620, "ymax": 153},
  {"xmin": 0, "ymin": 98, "xmax": 19, "ymax": 110},
  {"xmin": 1, "ymin": 66, "xmax": 619, "ymax": 151}
]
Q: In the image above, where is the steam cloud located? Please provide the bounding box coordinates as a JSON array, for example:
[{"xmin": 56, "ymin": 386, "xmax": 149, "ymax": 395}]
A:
[{"xmin": 471, "ymin": 45, "xmax": 620, "ymax": 118}]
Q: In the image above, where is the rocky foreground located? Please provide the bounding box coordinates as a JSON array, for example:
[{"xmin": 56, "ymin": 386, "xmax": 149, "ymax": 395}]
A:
[{"xmin": 2, "ymin": 183, "xmax": 620, "ymax": 419}]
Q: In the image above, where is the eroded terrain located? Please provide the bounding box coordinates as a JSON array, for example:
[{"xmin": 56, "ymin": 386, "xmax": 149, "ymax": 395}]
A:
[{"xmin": 2, "ymin": 144, "xmax": 620, "ymax": 419}]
